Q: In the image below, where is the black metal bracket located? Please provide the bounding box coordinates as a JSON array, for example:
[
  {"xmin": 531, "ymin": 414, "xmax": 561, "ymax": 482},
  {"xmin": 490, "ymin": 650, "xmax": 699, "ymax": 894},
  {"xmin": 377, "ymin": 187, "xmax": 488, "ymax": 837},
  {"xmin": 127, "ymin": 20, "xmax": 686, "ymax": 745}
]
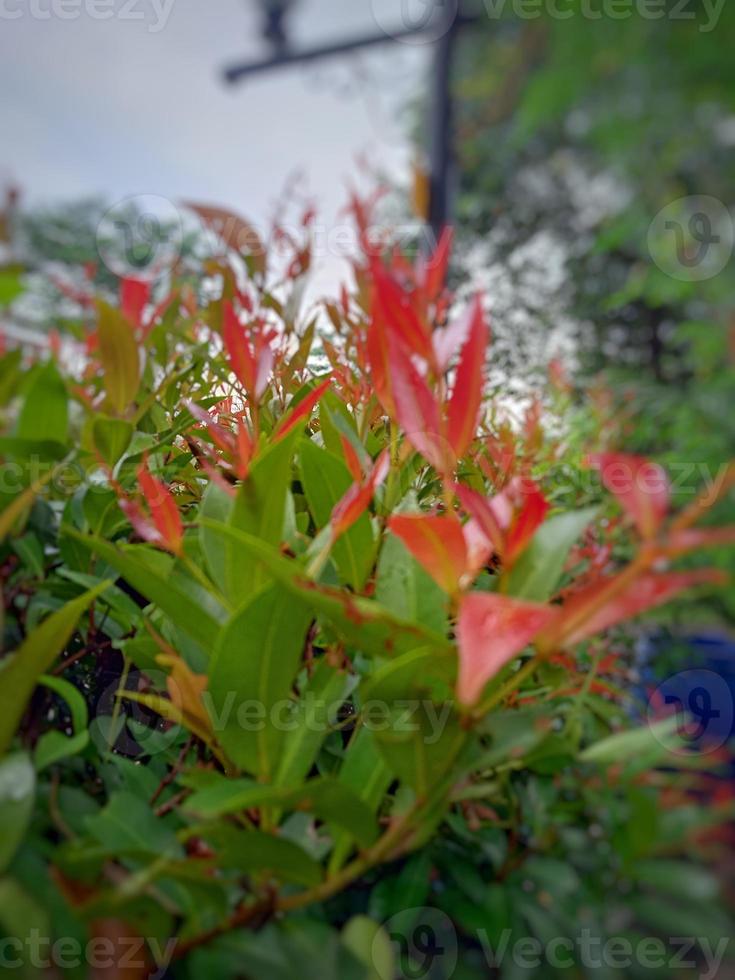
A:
[{"xmin": 222, "ymin": 5, "xmax": 478, "ymax": 238}]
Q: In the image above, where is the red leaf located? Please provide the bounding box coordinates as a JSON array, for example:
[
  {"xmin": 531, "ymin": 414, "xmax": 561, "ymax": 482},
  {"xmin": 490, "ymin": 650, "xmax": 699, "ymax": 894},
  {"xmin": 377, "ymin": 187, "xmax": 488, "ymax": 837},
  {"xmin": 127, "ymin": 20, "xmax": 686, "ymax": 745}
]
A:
[
  {"xmin": 558, "ymin": 569, "xmax": 727, "ymax": 647},
  {"xmin": 331, "ymin": 449, "xmax": 390, "ymax": 539},
  {"xmin": 588, "ymin": 453, "xmax": 670, "ymax": 539},
  {"xmin": 388, "ymin": 513, "xmax": 468, "ymax": 594},
  {"xmin": 419, "ymin": 225, "xmax": 453, "ymax": 302},
  {"xmin": 462, "ymin": 518, "xmax": 494, "ymax": 578},
  {"xmin": 272, "ymin": 376, "xmax": 332, "ymax": 443},
  {"xmin": 373, "ymin": 264, "xmax": 432, "ymax": 362},
  {"xmin": 664, "ymin": 526, "xmax": 735, "ymax": 557},
  {"xmin": 222, "ymin": 301, "xmax": 257, "ymax": 395},
  {"xmin": 506, "ymin": 479, "xmax": 549, "ymax": 566},
  {"xmin": 120, "ymin": 278, "xmax": 150, "ymax": 329},
  {"xmin": 235, "ymin": 417, "xmax": 254, "ymax": 480},
  {"xmin": 138, "ymin": 459, "xmax": 183, "ymax": 555},
  {"xmin": 366, "ymin": 313, "xmax": 396, "ymax": 417},
  {"xmin": 456, "ymin": 592, "xmax": 558, "ymax": 706},
  {"xmin": 454, "ymin": 484, "xmax": 505, "ymax": 554},
  {"xmin": 446, "ymin": 295, "xmax": 488, "ymax": 459},
  {"xmin": 433, "ymin": 299, "xmax": 478, "ymax": 373},
  {"xmin": 389, "ymin": 333, "xmax": 450, "ymax": 473},
  {"xmin": 339, "ymin": 433, "xmax": 364, "ymax": 484}
]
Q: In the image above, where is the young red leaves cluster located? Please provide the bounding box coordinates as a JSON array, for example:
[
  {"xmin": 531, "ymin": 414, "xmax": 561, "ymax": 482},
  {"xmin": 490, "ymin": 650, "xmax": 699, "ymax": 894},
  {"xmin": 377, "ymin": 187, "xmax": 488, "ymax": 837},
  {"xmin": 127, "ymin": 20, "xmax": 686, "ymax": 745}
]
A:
[
  {"xmin": 365, "ymin": 230, "xmax": 489, "ymax": 476},
  {"xmin": 456, "ymin": 593, "xmax": 557, "ymax": 706},
  {"xmin": 222, "ymin": 300, "xmax": 275, "ymax": 404},
  {"xmin": 587, "ymin": 453, "xmax": 669, "ymax": 540},
  {"xmin": 388, "ymin": 479, "xmax": 553, "ymax": 706},
  {"xmin": 116, "ymin": 456, "xmax": 183, "ymax": 555},
  {"xmin": 455, "ymin": 477, "xmax": 549, "ymax": 570},
  {"xmin": 389, "ymin": 450, "xmax": 733, "ymax": 707},
  {"xmin": 331, "ymin": 448, "xmax": 390, "ymax": 541}
]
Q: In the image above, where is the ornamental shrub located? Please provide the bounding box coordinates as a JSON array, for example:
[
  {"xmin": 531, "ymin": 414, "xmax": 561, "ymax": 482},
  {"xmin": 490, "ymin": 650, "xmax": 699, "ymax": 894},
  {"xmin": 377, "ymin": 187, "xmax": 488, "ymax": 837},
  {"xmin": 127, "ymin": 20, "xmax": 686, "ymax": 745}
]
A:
[{"xmin": 0, "ymin": 197, "xmax": 733, "ymax": 978}]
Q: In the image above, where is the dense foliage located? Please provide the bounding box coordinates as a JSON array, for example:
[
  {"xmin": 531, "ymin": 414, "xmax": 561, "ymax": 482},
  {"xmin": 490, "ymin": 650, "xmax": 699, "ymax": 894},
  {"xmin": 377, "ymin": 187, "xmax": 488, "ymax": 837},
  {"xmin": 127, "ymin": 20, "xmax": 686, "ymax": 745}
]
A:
[
  {"xmin": 1, "ymin": 200, "xmax": 733, "ymax": 978},
  {"xmin": 450, "ymin": 2, "xmax": 735, "ymax": 368}
]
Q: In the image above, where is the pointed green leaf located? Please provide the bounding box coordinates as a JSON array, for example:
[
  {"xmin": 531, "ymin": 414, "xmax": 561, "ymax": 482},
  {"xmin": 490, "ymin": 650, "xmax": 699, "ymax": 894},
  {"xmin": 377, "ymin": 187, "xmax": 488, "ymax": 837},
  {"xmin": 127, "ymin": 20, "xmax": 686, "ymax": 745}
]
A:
[
  {"xmin": 375, "ymin": 533, "xmax": 448, "ymax": 634},
  {"xmin": 0, "ymin": 582, "xmax": 109, "ymax": 757},
  {"xmin": 208, "ymin": 583, "xmax": 311, "ymax": 778},
  {"xmin": 34, "ymin": 675, "xmax": 89, "ymax": 771},
  {"xmin": 91, "ymin": 416, "xmax": 134, "ymax": 466},
  {"xmin": 225, "ymin": 428, "xmax": 301, "ymax": 602},
  {"xmin": 17, "ymin": 361, "xmax": 68, "ymax": 444},
  {"xmin": 199, "ymin": 519, "xmax": 451, "ymax": 659},
  {"xmin": 506, "ymin": 507, "xmax": 597, "ymax": 601},
  {"xmin": 275, "ymin": 659, "xmax": 353, "ymax": 787},
  {"xmin": 64, "ymin": 531, "xmax": 223, "ymax": 650},
  {"xmin": 205, "ymin": 825, "xmax": 322, "ymax": 887},
  {"xmin": 186, "ymin": 777, "xmax": 379, "ymax": 848},
  {"xmin": 96, "ymin": 299, "xmax": 141, "ymax": 413},
  {"xmin": 300, "ymin": 440, "xmax": 375, "ymax": 589},
  {"xmin": 86, "ymin": 792, "xmax": 183, "ymax": 857}
]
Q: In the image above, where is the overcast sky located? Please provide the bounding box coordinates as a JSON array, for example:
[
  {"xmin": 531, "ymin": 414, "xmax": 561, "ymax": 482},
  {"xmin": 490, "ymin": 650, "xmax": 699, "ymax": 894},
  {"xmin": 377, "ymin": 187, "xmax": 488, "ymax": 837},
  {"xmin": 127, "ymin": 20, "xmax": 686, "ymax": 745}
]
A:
[{"xmin": 0, "ymin": 0, "xmax": 430, "ymax": 288}]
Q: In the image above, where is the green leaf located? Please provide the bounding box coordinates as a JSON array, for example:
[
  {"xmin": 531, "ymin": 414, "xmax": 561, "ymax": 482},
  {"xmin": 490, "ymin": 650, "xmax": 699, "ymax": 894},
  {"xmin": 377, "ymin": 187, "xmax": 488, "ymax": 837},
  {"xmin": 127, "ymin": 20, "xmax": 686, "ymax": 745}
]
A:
[
  {"xmin": 96, "ymin": 299, "xmax": 141, "ymax": 413},
  {"xmin": 318, "ymin": 392, "xmax": 359, "ymax": 458},
  {"xmin": 86, "ymin": 792, "xmax": 183, "ymax": 857},
  {"xmin": 275, "ymin": 659, "xmax": 353, "ymax": 787},
  {"xmin": 184, "ymin": 778, "xmax": 298, "ymax": 817},
  {"xmin": 375, "ymin": 533, "xmax": 448, "ymax": 634},
  {"xmin": 199, "ymin": 481, "xmax": 233, "ymax": 596},
  {"xmin": 11, "ymin": 534, "xmax": 45, "ymax": 579},
  {"xmin": 91, "ymin": 416, "xmax": 133, "ymax": 466},
  {"xmin": 361, "ymin": 649, "xmax": 465, "ymax": 796},
  {"xmin": 579, "ymin": 717, "xmax": 680, "ymax": 765},
  {"xmin": 300, "ymin": 440, "xmax": 375, "ymax": 589},
  {"xmin": 187, "ymin": 777, "xmax": 379, "ymax": 849},
  {"xmin": 208, "ymin": 583, "xmax": 312, "ymax": 778},
  {"xmin": 0, "ymin": 582, "xmax": 109, "ymax": 757},
  {"xmin": 0, "ymin": 877, "xmax": 49, "ymax": 979},
  {"xmin": 16, "ymin": 361, "xmax": 68, "ymax": 444},
  {"xmin": 330, "ymin": 727, "xmax": 392, "ymax": 870},
  {"xmin": 64, "ymin": 532, "xmax": 223, "ymax": 650},
  {"xmin": 628, "ymin": 894, "xmax": 732, "ymax": 951},
  {"xmin": 630, "ymin": 860, "xmax": 719, "ymax": 902},
  {"xmin": 34, "ymin": 675, "xmax": 89, "ymax": 771},
  {"xmin": 466, "ymin": 706, "xmax": 556, "ymax": 772},
  {"xmin": 0, "ymin": 753, "xmax": 35, "ymax": 872},
  {"xmin": 506, "ymin": 507, "xmax": 597, "ymax": 601},
  {"xmin": 204, "ymin": 826, "xmax": 322, "ymax": 887},
  {"xmin": 342, "ymin": 916, "xmax": 394, "ymax": 980},
  {"xmin": 199, "ymin": 520, "xmax": 451, "ymax": 659},
  {"xmin": 226, "ymin": 428, "xmax": 302, "ymax": 602}
]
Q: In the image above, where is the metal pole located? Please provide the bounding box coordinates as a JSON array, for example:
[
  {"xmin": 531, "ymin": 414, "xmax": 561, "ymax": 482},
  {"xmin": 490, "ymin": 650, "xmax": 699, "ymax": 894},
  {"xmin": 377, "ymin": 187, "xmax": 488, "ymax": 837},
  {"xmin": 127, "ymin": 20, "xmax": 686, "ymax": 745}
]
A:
[{"xmin": 427, "ymin": 5, "xmax": 458, "ymax": 241}]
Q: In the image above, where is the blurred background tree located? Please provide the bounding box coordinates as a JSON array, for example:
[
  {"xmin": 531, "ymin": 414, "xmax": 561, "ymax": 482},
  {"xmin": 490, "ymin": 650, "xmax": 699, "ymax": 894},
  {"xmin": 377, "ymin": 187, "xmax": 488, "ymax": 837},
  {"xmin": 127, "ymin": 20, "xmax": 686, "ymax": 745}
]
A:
[
  {"xmin": 441, "ymin": 0, "xmax": 735, "ymax": 385},
  {"xmin": 435, "ymin": 0, "xmax": 735, "ymax": 620}
]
